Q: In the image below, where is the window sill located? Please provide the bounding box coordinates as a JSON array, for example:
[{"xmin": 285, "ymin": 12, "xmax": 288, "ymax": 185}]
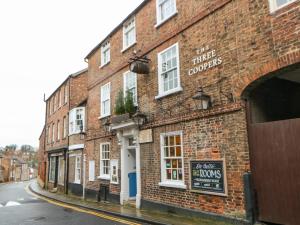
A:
[
  {"xmin": 74, "ymin": 181, "xmax": 81, "ymax": 184},
  {"xmin": 155, "ymin": 86, "xmax": 183, "ymax": 100},
  {"xmin": 99, "ymin": 61, "xmax": 110, "ymax": 69},
  {"xmin": 121, "ymin": 42, "xmax": 137, "ymax": 53},
  {"xmin": 98, "ymin": 175, "xmax": 110, "ymax": 180},
  {"xmin": 159, "ymin": 181, "xmax": 187, "ymax": 189},
  {"xmin": 155, "ymin": 11, "xmax": 178, "ymax": 29},
  {"xmin": 98, "ymin": 115, "xmax": 111, "ymax": 120}
]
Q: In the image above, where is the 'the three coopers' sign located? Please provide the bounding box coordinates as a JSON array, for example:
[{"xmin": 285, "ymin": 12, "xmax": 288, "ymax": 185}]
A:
[
  {"xmin": 188, "ymin": 46, "xmax": 223, "ymax": 76},
  {"xmin": 190, "ymin": 159, "xmax": 227, "ymax": 196}
]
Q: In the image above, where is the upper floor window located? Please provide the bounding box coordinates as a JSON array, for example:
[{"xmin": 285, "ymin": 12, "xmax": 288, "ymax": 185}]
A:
[
  {"xmin": 123, "ymin": 71, "xmax": 137, "ymax": 105},
  {"xmin": 269, "ymin": 0, "xmax": 296, "ymax": 12},
  {"xmin": 57, "ymin": 120, "xmax": 60, "ymax": 141},
  {"xmin": 52, "ymin": 123, "xmax": 55, "ymax": 143},
  {"xmin": 99, "ymin": 143, "xmax": 110, "ymax": 180},
  {"xmin": 63, "ymin": 116, "xmax": 67, "ymax": 138},
  {"xmin": 156, "ymin": 43, "xmax": 182, "ymax": 99},
  {"xmin": 101, "ymin": 41, "xmax": 110, "ymax": 67},
  {"xmin": 123, "ymin": 17, "xmax": 136, "ymax": 51},
  {"xmin": 58, "ymin": 89, "xmax": 62, "ymax": 107},
  {"xmin": 159, "ymin": 131, "xmax": 186, "ymax": 189},
  {"xmin": 64, "ymin": 85, "xmax": 68, "ymax": 104},
  {"xmin": 47, "ymin": 126, "xmax": 51, "ymax": 144},
  {"xmin": 69, "ymin": 107, "xmax": 85, "ymax": 135},
  {"xmin": 156, "ymin": 0, "xmax": 177, "ymax": 26},
  {"xmin": 100, "ymin": 82, "xmax": 111, "ymax": 118}
]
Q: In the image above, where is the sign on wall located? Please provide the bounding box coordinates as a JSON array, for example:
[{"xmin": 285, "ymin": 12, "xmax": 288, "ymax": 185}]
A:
[
  {"xmin": 190, "ymin": 159, "xmax": 227, "ymax": 196},
  {"xmin": 188, "ymin": 45, "xmax": 223, "ymax": 76},
  {"xmin": 139, "ymin": 129, "xmax": 153, "ymax": 144}
]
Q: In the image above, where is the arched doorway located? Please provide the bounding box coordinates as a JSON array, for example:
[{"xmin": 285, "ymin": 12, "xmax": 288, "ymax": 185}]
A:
[{"xmin": 243, "ymin": 63, "xmax": 300, "ymax": 225}]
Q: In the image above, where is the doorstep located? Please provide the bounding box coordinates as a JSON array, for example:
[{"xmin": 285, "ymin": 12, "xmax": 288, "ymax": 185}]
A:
[{"xmin": 29, "ymin": 180, "xmax": 244, "ymax": 225}]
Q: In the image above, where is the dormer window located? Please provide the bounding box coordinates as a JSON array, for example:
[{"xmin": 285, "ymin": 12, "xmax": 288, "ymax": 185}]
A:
[
  {"xmin": 123, "ymin": 17, "xmax": 136, "ymax": 51},
  {"xmin": 156, "ymin": 0, "xmax": 177, "ymax": 27},
  {"xmin": 101, "ymin": 41, "xmax": 110, "ymax": 67}
]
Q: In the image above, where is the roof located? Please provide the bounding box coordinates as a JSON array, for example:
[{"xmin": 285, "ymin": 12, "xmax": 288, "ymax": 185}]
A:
[
  {"xmin": 85, "ymin": 0, "xmax": 149, "ymax": 59},
  {"xmin": 45, "ymin": 68, "xmax": 88, "ymax": 101}
]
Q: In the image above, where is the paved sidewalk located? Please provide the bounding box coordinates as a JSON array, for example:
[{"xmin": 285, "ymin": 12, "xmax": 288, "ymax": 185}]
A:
[{"xmin": 29, "ymin": 181, "xmax": 244, "ymax": 225}]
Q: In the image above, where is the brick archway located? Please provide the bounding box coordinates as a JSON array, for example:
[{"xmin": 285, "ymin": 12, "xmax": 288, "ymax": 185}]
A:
[{"xmin": 233, "ymin": 51, "xmax": 300, "ymax": 98}]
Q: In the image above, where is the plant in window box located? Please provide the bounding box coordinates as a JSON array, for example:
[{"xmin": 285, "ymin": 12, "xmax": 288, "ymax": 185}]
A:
[{"xmin": 112, "ymin": 90, "xmax": 136, "ymax": 124}]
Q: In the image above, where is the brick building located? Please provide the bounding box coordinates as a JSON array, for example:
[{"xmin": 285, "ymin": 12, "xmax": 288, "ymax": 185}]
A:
[
  {"xmin": 81, "ymin": 0, "xmax": 300, "ymax": 224},
  {"xmin": 44, "ymin": 68, "xmax": 87, "ymax": 193},
  {"xmin": 38, "ymin": 126, "xmax": 47, "ymax": 186}
]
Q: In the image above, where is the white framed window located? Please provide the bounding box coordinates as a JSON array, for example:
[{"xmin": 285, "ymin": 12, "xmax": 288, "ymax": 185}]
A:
[
  {"xmin": 63, "ymin": 116, "xmax": 67, "ymax": 138},
  {"xmin": 99, "ymin": 143, "xmax": 110, "ymax": 180},
  {"xmin": 49, "ymin": 157, "xmax": 56, "ymax": 182},
  {"xmin": 269, "ymin": 0, "xmax": 296, "ymax": 12},
  {"xmin": 58, "ymin": 156, "xmax": 64, "ymax": 185},
  {"xmin": 74, "ymin": 155, "xmax": 81, "ymax": 184},
  {"xmin": 57, "ymin": 120, "xmax": 60, "ymax": 141},
  {"xmin": 100, "ymin": 82, "xmax": 111, "ymax": 118},
  {"xmin": 64, "ymin": 85, "xmax": 68, "ymax": 104},
  {"xmin": 156, "ymin": 0, "xmax": 177, "ymax": 26},
  {"xmin": 101, "ymin": 41, "xmax": 110, "ymax": 67},
  {"xmin": 89, "ymin": 160, "xmax": 95, "ymax": 182},
  {"xmin": 156, "ymin": 43, "xmax": 182, "ymax": 99},
  {"xmin": 59, "ymin": 89, "xmax": 62, "ymax": 107},
  {"xmin": 52, "ymin": 123, "xmax": 55, "ymax": 143},
  {"xmin": 123, "ymin": 71, "xmax": 137, "ymax": 105},
  {"xmin": 110, "ymin": 159, "xmax": 119, "ymax": 184},
  {"xmin": 69, "ymin": 107, "xmax": 85, "ymax": 135},
  {"xmin": 159, "ymin": 131, "xmax": 186, "ymax": 189},
  {"xmin": 123, "ymin": 17, "xmax": 136, "ymax": 51}
]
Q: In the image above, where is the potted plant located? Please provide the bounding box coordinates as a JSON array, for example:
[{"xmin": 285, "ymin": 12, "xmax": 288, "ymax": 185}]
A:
[{"xmin": 112, "ymin": 90, "xmax": 136, "ymax": 124}]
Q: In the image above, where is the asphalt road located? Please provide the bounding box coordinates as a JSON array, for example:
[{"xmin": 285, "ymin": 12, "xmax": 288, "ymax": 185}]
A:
[{"xmin": 0, "ymin": 182, "xmax": 142, "ymax": 225}]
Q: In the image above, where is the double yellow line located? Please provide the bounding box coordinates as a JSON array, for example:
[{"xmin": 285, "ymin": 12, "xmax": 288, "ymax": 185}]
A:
[{"xmin": 25, "ymin": 185, "xmax": 141, "ymax": 225}]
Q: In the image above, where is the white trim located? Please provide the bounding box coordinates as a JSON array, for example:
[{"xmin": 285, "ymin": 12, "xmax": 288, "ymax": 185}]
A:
[
  {"xmin": 100, "ymin": 143, "xmax": 110, "ymax": 179},
  {"xmin": 110, "ymin": 159, "xmax": 119, "ymax": 184},
  {"xmin": 100, "ymin": 41, "xmax": 110, "ymax": 67},
  {"xmin": 100, "ymin": 82, "xmax": 111, "ymax": 118},
  {"xmin": 155, "ymin": 0, "xmax": 177, "ymax": 27},
  {"xmin": 68, "ymin": 144, "xmax": 84, "ymax": 151},
  {"xmin": 123, "ymin": 71, "xmax": 138, "ymax": 106},
  {"xmin": 69, "ymin": 107, "xmax": 85, "ymax": 135},
  {"xmin": 160, "ymin": 130, "xmax": 186, "ymax": 188},
  {"xmin": 269, "ymin": 0, "xmax": 297, "ymax": 13},
  {"xmin": 74, "ymin": 155, "xmax": 81, "ymax": 184},
  {"xmin": 122, "ymin": 17, "xmax": 136, "ymax": 51},
  {"xmin": 111, "ymin": 121, "xmax": 136, "ymax": 130},
  {"xmin": 156, "ymin": 42, "xmax": 182, "ymax": 99},
  {"xmin": 121, "ymin": 41, "xmax": 137, "ymax": 53},
  {"xmin": 159, "ymin": 181, "xmax": 187, "ymax": 189},
  {"xmin": 88, "ymin": 160, "xmax": 95, "ymax": 182},
  {"xmin": 155, "ymin": 11, "xmax": 178, "ymax": 28}
]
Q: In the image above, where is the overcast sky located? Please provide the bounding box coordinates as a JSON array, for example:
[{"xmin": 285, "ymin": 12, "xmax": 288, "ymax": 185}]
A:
[{"xmin": 0, "ymin": 0, "xmax": 144, "ymax": 148}]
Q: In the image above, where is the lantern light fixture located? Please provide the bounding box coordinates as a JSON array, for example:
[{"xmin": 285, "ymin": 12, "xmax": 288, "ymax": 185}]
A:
[{"xmin": 192, "ymin": 87, "xmax": 212, "ymax": 110}]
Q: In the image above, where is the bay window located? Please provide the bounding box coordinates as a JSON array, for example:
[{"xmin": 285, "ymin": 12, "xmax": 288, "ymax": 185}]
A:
[
  {"xmin": 159, "ymin": 131, "xmax": 186, "ymax": 189},
  {"xmin": 69, "ymin": 107, "xmax": 85, "ymax": 135}
]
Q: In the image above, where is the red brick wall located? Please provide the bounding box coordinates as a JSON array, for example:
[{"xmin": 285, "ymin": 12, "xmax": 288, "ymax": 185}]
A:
[{"xmin": 84, "ymin": 0, "xmax": 299, "ymax": 219}]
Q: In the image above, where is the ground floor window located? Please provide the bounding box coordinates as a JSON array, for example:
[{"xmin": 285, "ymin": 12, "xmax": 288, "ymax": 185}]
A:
[
  {"xmin": 100, "ymin": 143, "xmax": 110, "ymax": 179},
  {"xmin": 159, "ymin": 131, "xmax": 186, "ymax": 189},
  {"xmin": 58, "ymin": 156, "xmax": 65, "ymax": 185},
  {"xmin": 74, "ymin": 155, "xmax": 81, "ymax": 184},
  {"xmin": 49, "ymin": 157, "xmax": 56, "ymax": 182}
]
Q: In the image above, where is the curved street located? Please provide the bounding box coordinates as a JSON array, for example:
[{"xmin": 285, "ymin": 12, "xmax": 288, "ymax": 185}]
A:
[{"xmin": 0, "ymin": 181, "xmax": 142, "ymax": 225}]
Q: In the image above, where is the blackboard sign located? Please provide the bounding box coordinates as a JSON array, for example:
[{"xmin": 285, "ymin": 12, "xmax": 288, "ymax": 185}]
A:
[{"xmin": 190, "ymin": 159, "xmax": 227, "ymax": 196}]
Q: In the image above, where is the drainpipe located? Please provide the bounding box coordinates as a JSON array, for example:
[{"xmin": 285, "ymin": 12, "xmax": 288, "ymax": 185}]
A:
[
  {"xmin": 82, "ymin": 153, "xmax": 86, "ymax": 200},
  {"xmin": 66, "ymin": 79, "xmax": 71, "ymax": 194}
]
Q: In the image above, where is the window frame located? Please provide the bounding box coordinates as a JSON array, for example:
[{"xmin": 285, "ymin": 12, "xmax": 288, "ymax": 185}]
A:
[
  {"xmin": 100, "ymin": 41, "xmax": 110, "ymax": 67},
  {"xmin": 100, "ymin": 82, "xmax": 111, "ymax": 118},
  {"xmin": 122, "ymin": 17, "xmax": 136, "ymax": 51},
  {"xmin": 269, "ymin": 0, "xmax": 297, "ymax": 12},
  {"xmin": 110, "ymin": 159, "xmax": 119, "ymax": 184},
  {"xmin": 123, "ymin": 71, "xmax": 138, "ymax": 106},
  {"xmin": 74, "ymin": 155, "xmax": 81, "ymax": 184},
  {"xmin": 99, "ymin": 143, "xmax": 110, "ymax": 180},
  {"xmin": 52, "ymin": 123, "xmax": 55, "ymax": 143},
  {"xmin": 64, "ymin": 85, "xmax": 68, "ymax": 104},
  {"xmin": 159, "ymin": 131, "xmax": 186, "ymax": 189},
  {"xmin": 155, "ymin": 0, "xmax": 177, "ymax": 27},
  {"xmin": 57, "ymin": 120, "xmax": 60, "ymax": 141},
  {"xmin": 63, "ymin": 116, "xmax": 67, "ymax": 138},
  {"xmin": 156, "ymin": 42, "xmax": 182, "ymax": 99},
  {"xmin": 69, "ymin": 107, "xmax": 85, "ymax": 135},
  {"xmin": 49, "ymin": 157, "xmax": 56, "ymax": 182}
]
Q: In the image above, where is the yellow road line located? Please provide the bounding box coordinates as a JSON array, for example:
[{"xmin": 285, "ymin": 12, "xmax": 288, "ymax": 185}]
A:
[{"xmin": 25, "ymin": 185, "xmax": 141, "ymax": 225}]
